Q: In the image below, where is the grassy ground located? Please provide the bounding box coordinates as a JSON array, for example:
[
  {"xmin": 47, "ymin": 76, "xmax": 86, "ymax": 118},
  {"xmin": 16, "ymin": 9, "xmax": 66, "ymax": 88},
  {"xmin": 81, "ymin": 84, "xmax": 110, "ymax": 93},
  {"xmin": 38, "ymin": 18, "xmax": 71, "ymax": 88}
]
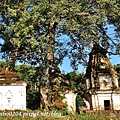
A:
[
  {"xmin": 0, "ymin": 110, "xmax": 119, "ymax": 120},
  {"xmin": 0, "ymin": 113, "xmax": 118, "ymax": 120}
]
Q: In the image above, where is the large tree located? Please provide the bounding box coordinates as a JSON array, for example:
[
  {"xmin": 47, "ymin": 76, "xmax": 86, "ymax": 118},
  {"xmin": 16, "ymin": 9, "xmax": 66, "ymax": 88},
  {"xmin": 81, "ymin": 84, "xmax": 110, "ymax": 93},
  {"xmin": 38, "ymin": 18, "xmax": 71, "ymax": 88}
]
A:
[{"xmin": 0, "ymin": 0, "xmax": 120, "ymax": 110}]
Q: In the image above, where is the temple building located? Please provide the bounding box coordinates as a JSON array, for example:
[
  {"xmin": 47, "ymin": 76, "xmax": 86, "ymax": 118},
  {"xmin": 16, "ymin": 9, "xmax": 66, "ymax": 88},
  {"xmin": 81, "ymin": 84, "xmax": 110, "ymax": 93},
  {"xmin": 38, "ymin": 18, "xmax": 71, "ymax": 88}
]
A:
[
  {"xmin": 85, "ymin": 44, "xmax": 120, "ymax": 110},
  {"xmin": 0, "ymin": 66, "xmax": 28, "ymax": 110}
]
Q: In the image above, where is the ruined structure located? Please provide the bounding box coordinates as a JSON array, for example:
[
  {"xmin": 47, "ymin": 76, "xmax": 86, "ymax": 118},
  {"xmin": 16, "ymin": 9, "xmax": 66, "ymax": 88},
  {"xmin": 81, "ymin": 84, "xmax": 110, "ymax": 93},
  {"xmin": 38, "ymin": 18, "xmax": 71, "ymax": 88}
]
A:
[
  {"xmin": 50, "ymin": 69, "xmax": 77, "ymax": 113},
  {"xmin": 0, "ymin": 66, "xmax": 27, "ymax": 110},
  {"xmin": 85, "ymin": 44, "xmax": 120, "ymax": 110},
  {"xmin": 64, "ymin": 90, "xmax": 77, "ymax": 113}
]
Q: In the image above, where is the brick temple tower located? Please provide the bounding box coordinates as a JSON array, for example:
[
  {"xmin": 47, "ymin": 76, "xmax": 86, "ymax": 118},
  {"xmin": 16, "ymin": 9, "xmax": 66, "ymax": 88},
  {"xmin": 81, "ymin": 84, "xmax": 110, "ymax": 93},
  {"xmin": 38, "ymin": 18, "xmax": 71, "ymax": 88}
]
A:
[{"xmin": 85, "ymin": 44, "xmax": 120, "ymax": 110}]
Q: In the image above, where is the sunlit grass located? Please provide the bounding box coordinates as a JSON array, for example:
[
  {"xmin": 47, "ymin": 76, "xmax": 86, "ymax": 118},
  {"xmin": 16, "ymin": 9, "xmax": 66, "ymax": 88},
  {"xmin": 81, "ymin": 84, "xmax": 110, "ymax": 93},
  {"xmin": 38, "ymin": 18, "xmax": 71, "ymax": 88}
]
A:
[{"xmin": 0, "ymin": 110, "xmax": 118, "ymax": 120}]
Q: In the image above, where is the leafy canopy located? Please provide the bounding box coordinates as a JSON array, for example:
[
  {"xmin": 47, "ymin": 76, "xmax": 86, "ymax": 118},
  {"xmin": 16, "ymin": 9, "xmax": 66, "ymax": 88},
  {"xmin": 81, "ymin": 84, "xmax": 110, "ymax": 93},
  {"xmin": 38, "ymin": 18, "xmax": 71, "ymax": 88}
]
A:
[{"xmin": 0, "ymin": 0, "xmax": 120, "ymax": 68}]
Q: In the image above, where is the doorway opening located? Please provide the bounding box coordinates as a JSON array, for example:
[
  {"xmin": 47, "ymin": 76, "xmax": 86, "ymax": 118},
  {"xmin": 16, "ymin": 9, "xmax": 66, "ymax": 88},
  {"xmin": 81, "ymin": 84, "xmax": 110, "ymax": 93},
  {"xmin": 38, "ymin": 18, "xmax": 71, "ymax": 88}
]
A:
[{"xmin": 104, "ymin": 100, "xmax": 110, "ymax": 110}]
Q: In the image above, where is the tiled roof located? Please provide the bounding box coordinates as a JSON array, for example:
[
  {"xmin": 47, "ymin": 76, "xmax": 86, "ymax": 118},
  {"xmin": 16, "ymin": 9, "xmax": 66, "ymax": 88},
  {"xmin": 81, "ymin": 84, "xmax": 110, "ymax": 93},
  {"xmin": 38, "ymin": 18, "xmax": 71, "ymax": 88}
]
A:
[{"xmin": 0, "ymin": 66, "xmax": 27, "ymax": 85}]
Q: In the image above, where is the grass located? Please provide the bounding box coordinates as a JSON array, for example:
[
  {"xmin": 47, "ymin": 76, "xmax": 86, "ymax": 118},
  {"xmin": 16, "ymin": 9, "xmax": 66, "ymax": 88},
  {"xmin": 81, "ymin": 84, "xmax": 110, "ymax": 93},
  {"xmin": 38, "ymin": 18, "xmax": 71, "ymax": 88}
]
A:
[{"xmin": 0, "ymin": 110, "xmax": 119, "ymax": 120}]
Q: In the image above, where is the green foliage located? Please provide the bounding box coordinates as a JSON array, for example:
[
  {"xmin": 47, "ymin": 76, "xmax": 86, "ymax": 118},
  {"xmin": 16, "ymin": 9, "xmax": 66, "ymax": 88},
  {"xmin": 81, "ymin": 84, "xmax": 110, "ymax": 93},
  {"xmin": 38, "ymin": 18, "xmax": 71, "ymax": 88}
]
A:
[
  {"xmin": 51, "ymin": 100, "xmax": 69, "ymax": 116},
  {"xmin": 105, "ymin": 0, "xmax": 120, "ymax": 36},
  {"xmin": 0, "ymin": 0, "xmax": 120, "ymax": 67},
  {"xmin": 114, "ymin": 64, "xmax": 120, "ymax": 74},
  {"xmin": 15, "ymin": 64, "xmax": 42, "ymax": 91},
  {"xmin": 66, "ymin": 71, "xmax": 86, "ymax": 94},
  {"xmin": 0, "ymin": 61, "xmax": 6, "ymax": 71},
  {"xmin": 76, "ymin": 113, "xmax": 107, "ymax": 120},
  {"xmin": 27, "ymin": 91, "xmax": 40, "ymax": 110},
  {"xmin": 15, "ymin": 64, "xmax": 35, "ymax": 80},
  {"xmin": 114, "ymin": 64, "xmax": 120, "ymax": 86}
]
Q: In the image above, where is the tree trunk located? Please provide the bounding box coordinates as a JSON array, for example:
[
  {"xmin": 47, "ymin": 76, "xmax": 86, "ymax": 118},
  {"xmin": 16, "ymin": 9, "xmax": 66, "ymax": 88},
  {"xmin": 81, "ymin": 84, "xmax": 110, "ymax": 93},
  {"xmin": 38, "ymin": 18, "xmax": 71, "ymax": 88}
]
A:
[
  {"xmin": 9, "ymin": 47, "xmax": 19, "ymax": 67},
  {"xmin": 40, "ymin": 15, "xmax": 57, "ymax": 110}
]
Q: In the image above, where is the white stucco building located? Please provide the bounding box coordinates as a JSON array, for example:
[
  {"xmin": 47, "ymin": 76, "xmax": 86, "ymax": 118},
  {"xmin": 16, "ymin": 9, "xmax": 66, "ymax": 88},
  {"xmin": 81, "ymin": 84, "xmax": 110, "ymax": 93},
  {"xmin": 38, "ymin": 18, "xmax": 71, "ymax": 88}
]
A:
[{"xmin": 0, "ymin": 66, "xmax": 27, "ymax": 110}]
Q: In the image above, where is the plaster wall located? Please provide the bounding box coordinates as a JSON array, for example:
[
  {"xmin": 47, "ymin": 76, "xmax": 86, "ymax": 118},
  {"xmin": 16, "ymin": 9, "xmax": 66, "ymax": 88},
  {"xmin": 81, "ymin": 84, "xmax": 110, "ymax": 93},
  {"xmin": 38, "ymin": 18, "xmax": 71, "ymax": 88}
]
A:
[
  {"xmin": 64, "ymin": 92, "xmax": 77, "ymax": 113},
  {"xmin": 92, "ymin": 91, "xmax": 120, "ymax": 110},
  {"xmin": 0, "ymin": 84, "xmax": 26, "ymax": 110}
]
